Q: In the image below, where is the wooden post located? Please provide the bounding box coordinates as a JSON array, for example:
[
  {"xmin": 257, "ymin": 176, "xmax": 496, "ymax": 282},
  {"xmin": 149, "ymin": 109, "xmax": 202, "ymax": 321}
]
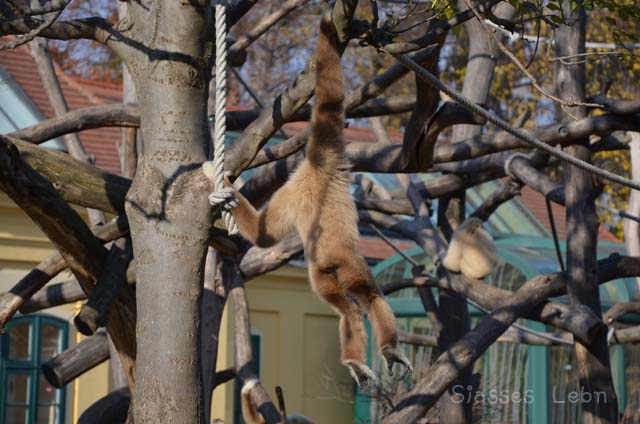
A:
[
  {"xmin": 19, "ymin": 279, "xmax": 85, "ymax": 314},
  {"xmin": 42, "ymin": 332, "xmax": 110, "ymax": 388}
]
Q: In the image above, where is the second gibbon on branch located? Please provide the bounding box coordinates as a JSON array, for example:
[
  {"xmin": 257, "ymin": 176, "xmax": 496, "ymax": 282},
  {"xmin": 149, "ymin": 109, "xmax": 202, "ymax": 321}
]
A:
[{"xmin": 442, "ymin": 217, "xmax": 498, "ymax": 280}]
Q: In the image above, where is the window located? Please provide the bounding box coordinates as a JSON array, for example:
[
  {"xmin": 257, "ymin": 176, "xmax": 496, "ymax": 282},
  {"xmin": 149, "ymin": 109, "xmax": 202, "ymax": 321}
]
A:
[{"xmin": 1, "ymin": 315, "xmax": 68, "ymax": 424}]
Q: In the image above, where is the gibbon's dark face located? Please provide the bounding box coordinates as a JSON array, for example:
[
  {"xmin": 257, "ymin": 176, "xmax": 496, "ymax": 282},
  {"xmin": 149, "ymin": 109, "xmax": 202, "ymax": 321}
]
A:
[{"xmin": 467, "ymin": 218, "xmax": 483, "ymax": 232}]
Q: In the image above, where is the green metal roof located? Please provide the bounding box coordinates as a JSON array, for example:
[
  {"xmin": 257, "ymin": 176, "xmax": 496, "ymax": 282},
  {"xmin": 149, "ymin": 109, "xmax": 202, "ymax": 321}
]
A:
[
  {"xmin": 373, "ymin": 235, "xmax": 639, "ymax": 308},
  {"xmin": 0, "ymin": 65, "xmax": 64, "ymax": 150}
]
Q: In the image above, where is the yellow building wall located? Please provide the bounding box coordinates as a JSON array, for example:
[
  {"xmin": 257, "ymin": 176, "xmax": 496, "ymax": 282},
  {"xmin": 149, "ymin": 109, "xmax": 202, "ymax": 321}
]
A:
[
  {"xmin": 1, "ymin": 195, "xmax": 355, "ymax": 424},
  {"xmin": 211, "ymin": 267, "xmax": 355, "ymax": 424},
  {"xmin": 0, "ymin": 196, "xmax": 111, "ymax": 423}
]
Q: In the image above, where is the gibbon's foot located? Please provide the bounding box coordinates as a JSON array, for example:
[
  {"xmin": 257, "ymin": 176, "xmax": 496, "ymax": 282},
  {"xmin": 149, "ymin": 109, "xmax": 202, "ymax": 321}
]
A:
[
  {"xmin": 380, "ymin": 347, "xmax": 413, "ymax": 377},
  {"xmin": 344, "ymin": 360, "xmax": 377, "ymax": 393},
  {"xmin": 208, "ymin": 187, "xmax": 238, "ymax": 211}
]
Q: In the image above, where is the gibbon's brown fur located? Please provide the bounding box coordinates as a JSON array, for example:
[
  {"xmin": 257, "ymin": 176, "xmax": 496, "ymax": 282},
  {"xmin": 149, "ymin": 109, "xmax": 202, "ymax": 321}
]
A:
[
  {"xmin": 442, "ymin": 217, "xmax": 498, "ymax": 280},
  {"xmin": 225, "ymin": 10, "xmax": 411, "ymax": 386},
  {"xmin": 241, "ymin": 380, "xmax": 315, "ymax": 424}
]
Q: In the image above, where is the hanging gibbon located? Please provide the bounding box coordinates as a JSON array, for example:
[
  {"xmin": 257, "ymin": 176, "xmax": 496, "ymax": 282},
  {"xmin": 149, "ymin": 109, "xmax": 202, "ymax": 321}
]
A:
[
  {"xmin": 441, "ymin": 217, "xmax": 498, "ymax": 280},
  {"xmin": 213, "ymin": 9, "xmax": 411, "ymax": 388}
]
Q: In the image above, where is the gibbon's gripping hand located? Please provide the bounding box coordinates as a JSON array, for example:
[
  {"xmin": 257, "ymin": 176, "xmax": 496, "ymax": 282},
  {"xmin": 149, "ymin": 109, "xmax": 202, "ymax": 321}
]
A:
[
  {"xmin": 381, "ymin": 347, "xmax": 413, "ymax": 377},
  {"xmin": 201, "ymin": 161, "xmax": 238, "ymax": 211},
  {"xmin": 344, "ymin": 361, "xmax": 378, "ymax": 394},
  {"xmin": 208, "ymin": 187, "xmax": 238, "ymax": 211}
]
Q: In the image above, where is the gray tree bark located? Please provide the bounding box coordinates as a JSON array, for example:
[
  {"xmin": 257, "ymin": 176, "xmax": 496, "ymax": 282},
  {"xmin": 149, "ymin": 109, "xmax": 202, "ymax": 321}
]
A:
[
  {"xmin": 556, "ymin": 2, "xmax": 618, "ymax": 422},
  {"xmin": 122, "ymin": 2, "xmax": 215, "ymax": 422},
  {"xmin": 435, "ymin": 4, "xmax": 516, "ymax": 421},
  {"xmin": 436, "ymin": 192, "xmax": 472, "ymax": 424}
]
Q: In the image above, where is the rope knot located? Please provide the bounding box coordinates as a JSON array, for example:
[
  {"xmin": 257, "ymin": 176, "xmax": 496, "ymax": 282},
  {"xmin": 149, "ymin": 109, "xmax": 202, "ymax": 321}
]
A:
[{"xmin": 202, "ymin": 161, "xmax": 239, "ymax": 234}]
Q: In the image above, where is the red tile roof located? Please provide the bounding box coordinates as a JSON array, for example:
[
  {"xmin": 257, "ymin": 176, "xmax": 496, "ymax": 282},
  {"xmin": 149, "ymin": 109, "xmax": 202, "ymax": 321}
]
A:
[
  {"xmin": 0, "ymin": 44, "xmax": 619, "ymax": 248},
  {"xmin": 0, "ymin": 44, "xmax": 122, "ymax": 174},
  {"xmin": 359, "ymin": 238, "xmax": 415, "ymax": 260},
  {"xmin": 518, "ymin": 185, "xmax": 619, "ymax": 242}
]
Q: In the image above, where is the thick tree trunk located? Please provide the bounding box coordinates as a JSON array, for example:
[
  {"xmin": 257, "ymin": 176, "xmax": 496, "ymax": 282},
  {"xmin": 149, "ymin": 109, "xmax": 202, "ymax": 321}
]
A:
[
  {"xmin": 124, "ymin": 2, "xmax": 214, "ymax": 422},
  {"xmin": 437, "ymin": 193, "xmax": 472, "ymax": 424},
  {"xmin": 556, "ymin": 2, "xmax": 618, "ymax": 422},
  {"xmin": 435, "ymin": 4, "xmax": 516, "ymax": 421}
]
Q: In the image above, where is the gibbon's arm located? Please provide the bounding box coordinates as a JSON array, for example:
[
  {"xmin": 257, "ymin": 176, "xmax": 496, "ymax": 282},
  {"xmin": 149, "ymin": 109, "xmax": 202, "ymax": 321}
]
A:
[
  {"xmin": 202, "ymin": 164, "xmax": 289, "ymax": 247},
  {"xmin": 224, "ymin": 178, "xmax": 296, "ymax": 248}
]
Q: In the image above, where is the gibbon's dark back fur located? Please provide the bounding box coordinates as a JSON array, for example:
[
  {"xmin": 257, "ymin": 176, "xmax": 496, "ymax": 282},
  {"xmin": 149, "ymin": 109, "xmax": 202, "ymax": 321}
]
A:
[{"xmin": 306, "ymin": 16, "xmax": 345, "ymax": 167}]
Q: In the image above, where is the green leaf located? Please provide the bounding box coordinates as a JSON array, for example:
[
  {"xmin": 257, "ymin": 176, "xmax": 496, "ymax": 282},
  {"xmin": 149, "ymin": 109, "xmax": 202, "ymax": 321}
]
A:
[{"xmin": 550, "ymin": 14, "xmax": 564, "ymax": 24}]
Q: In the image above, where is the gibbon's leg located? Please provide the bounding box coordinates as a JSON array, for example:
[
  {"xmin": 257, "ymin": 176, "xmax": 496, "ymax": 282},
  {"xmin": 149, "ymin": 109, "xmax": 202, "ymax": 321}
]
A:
[
  {"xmin": 241, "ymin": 380, "xmax": 266, "ymax": 424},
  {"xmin": 337, "ymin": 255, "xmax": 412, "ymax": 373},
  {"xmin": 308, "ymin": 264, "xmax": 376, "ymax": 388},
  {"xmin": 441, "ymin": 236, "xmax": 463, "ymax": 273},
  {"xmin": 224, "ymin": 178, "xmax": 296, "ymax": 247}
]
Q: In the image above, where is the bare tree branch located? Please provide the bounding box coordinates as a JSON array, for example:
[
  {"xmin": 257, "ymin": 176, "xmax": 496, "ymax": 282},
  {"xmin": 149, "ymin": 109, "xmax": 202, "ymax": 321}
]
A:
[
  {"xmin": 0, "ymin": 16, "xmax": 117, "ymax": 44},
  {"xmin": 0, "ymin": 7, "xmax": 65, "ymax": 49},
  {"xmin": 587, "ymin": 95, "xmax": 640, "ymax": 115},
  {"xmin": 226, "ymin": 1, "xmax": 359, "ymax": 175},
  {"xmin": 348, "ymin": 113, "xmax": 640, "ymax": 173},
  {"xmin": 229, "ymin": 0, "xmax": 308, "ymax": 55},
  {"xmin": 604, "ymin": 301, "xmax": 640, "ymax": 325},
  {"xmin": 470, "ymin": 179, "xmax": 522, "ymax": 221},
  {"xmin": 240, "ymin": 234, "xmax": 303, "ymax": 279},
  {"xmin": 8, "ymin": 135, "xmax": 131, "ymax": 214},
  {"xmin": 10, "ymin": 104, "xmax": 140, "ymax": 144},
  {"xmin": 0, "ymin": 215, "xmax": 128, "ymax": 327},
  {"xmin": 75, "ymin": 238, "xmax": 133, "ymax": 336},
  {"xmin": 0, "ymin": 134, "xmax": 136, "ymax": 386}
]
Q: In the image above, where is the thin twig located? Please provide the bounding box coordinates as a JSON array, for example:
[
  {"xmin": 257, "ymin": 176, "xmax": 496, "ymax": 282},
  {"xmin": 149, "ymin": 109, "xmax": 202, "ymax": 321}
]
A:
[
  {"xmin": 549, "ymin": 51, "xmax": 640, "ymax": 65},
  {"xmin": 230, "ymin": 67, "xmax": 288, "ymax": 138},
  {"xmin": 1, "ymin": 8, "xmax": 65, "ymax": 49},
  {"xmin": 369, "ymin": 223, "xmax": 421, "ymax": 268},
  {"xmin": 463, "ymin": 0, "xmax": 601, "ymax": 112},
  {"xmin": 598, "ymin": 202, "xmax": 640, "ymax": 224}
]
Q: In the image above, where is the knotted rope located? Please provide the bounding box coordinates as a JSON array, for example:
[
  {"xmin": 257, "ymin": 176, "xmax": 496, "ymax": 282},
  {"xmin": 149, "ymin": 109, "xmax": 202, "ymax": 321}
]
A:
[{"xmin": 203, "ymin": 0, "xmax": 239, "ymax": 235}]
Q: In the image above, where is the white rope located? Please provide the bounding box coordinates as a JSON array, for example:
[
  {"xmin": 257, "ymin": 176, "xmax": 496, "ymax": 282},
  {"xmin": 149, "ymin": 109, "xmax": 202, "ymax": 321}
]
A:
[
  {"xmin": 390, "ymin": 51, "xmax": 640, "ymax": 192},
  {"xmin": 204, "ymin": 1, "xmax": 239, "ymax": 235}
]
